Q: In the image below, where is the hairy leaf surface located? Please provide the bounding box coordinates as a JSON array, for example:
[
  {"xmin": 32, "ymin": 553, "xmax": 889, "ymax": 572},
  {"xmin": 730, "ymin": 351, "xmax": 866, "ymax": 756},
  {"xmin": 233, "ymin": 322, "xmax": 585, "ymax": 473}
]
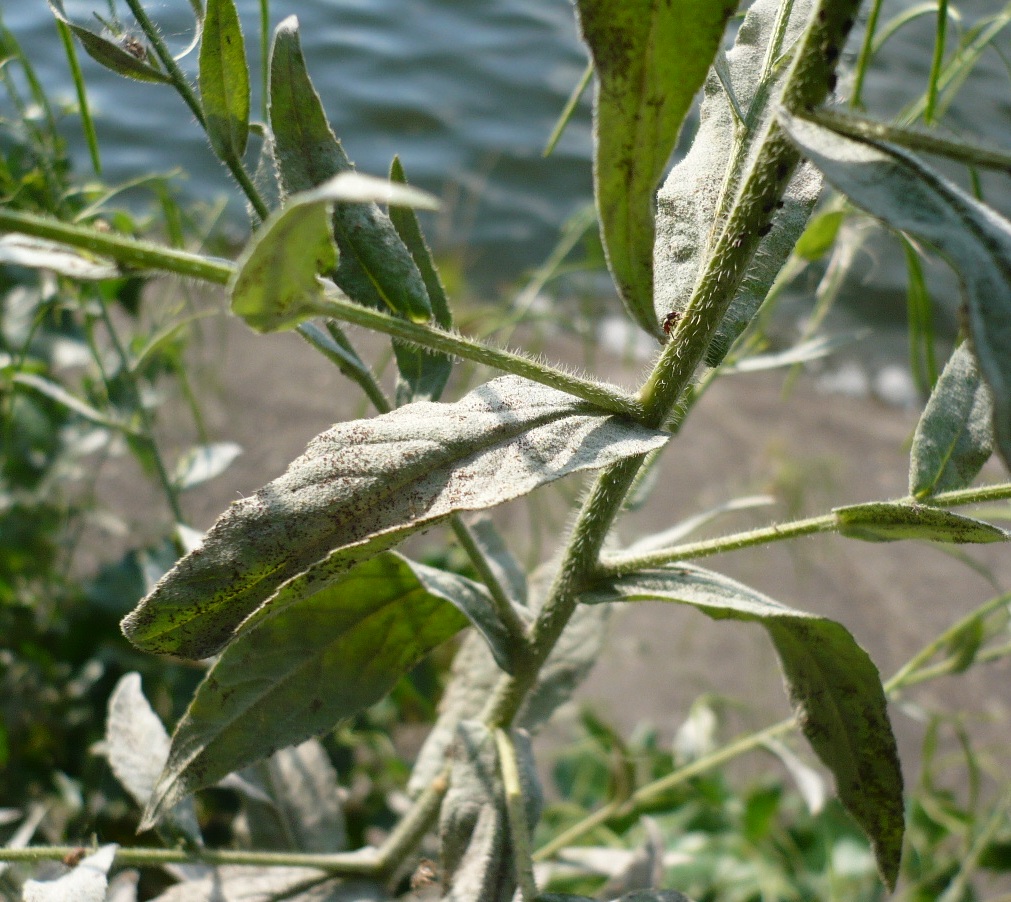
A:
[
  {"xmin": 141, "ymin": 553, "xmax": 469, "ymax": 826},
  {"xmin": 834, "ymin": 502, "xmax": 1007, "ymax": 544},
  {"xmin": 22, "ymin": 845, "xmax": 117, "ymax": 902},
  {"xmin": 582, "ymin": 565, "xmax": 903, "ymax": 888},
  {"xmin": 268, "ymin": 16, "xmax": 431, "ymax": 323},
  {"xmin": 653, "ymin": 0, "xmax": 822, "ymax": 361},
  {"xmin": 122, "ymin": 375, "xmax": 665, "ymax": 658},
  {"xmin": 199, "ymin": 0, "xmax": 249, "ymax": 162},
  {"xmin": 574, "ymin": 0, "xmax": 736, "ymax": 336},
  {"xmin": 910, "ymin": 343, "xmax": 994, "ymax": 498},
  {"xmin": 439, "ymin": 721, "xmax": 541, "ymax": 902},
  {"xmin": 780, "ymin": 110, "xmax": 1011, "ymax": 470}
]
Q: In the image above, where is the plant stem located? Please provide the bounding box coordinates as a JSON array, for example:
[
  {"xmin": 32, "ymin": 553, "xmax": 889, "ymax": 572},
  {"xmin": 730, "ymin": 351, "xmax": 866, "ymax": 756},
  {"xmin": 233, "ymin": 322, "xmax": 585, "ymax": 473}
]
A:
[
  {"xmin": 803, "ymin": 107, "xmax": 1011, "ymax": 173},
  {"xmin": 495, "ymin": 729, "xmax": 539, "ymax": 901},
  {"xmin": 0, "ymin": 209, "xmax": 235, "ymax": 283},
  {"xmin": 121, "ymin": 0, "xmax": 269, "ymax": 221},
  {"xmin": 452, "ymin": 518, "xmax": 531, "ymax": 651},
  {"xmin": 850, "ymin": 0, "xmax": 884, "ymax": 108},
  {"xmin": 598, "ymin": 513, "xmax": 836, "ymax": 576}
]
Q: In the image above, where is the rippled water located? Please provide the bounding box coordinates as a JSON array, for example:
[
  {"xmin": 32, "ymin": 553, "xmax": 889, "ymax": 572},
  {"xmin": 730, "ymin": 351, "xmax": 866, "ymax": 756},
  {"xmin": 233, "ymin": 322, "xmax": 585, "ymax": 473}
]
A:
[{"xmin": 5, "ymin": 1, "xmax": 1010, "ymax": 304}]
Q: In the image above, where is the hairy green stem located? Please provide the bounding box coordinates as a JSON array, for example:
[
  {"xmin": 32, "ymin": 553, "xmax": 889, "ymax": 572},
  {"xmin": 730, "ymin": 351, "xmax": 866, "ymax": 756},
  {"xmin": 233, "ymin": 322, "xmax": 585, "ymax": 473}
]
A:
[
  {"xmin": 598, "ymin": 513, "xmax": 835, "ymax": 576},
  {"xmin": 121, "ymin": 0, "xmax": 269, "ymax": 221},
  {"xmin": 804, "ymin": 107, "xmax": 1011, "ymax": 173},
  {"xmin": 495, "ymin": 729, "xmax": 539, "ymax": 901},
  {"xmin": 452, "ymin": 519, "xmax": 531, "ymax": 651}
]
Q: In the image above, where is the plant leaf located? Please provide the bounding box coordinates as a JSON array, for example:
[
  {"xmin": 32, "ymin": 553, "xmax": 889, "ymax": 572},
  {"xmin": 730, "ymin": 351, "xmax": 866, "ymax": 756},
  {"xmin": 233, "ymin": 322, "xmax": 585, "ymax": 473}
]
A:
[
  {"xmin": 230, "ymin": 172, "xmax": 435, "ymax": 333},
  {"xmin": 148, "ymin": 868, "xmax": 384, "ymax": 902},
  {"xmin": 141, "ymin": 553, "xmax": 469, "ymax": 826},
  {"xmin": 834, "ymin": 502, "xmax": 1008, "ymax": 544},
  {"xmin": 102, "ymin": 673, "xmax": 201, "ymax": 846},
  {"xmin": 268, "ymin": 16, "xmax": 432, "ymax": 324},
  {"xmin": 653, "ymin": 0, "xmax": 822, "ymax": 363},
  {"xmin": 47, "ymin": 0, "xmax": 170, "ymax": 84},
  {"xmin": 121, "ymin": 375, "xmax": 665, "ymax": 658},
  {"xmin": 582, "ymin": 565, "xmax": 904, "ymax": 888},
  {"xmin": 439, "ymin": 721, "xmax": 541, "ymax": 902},
  {"xmin": 199, "ymin": 0, "xmax": 250, "ymax": 162},
  {"xmin": 389, "ymin": 155, "xmax": 453, "ymax": 403},
  {"xmin": 779, "ymin": 109, "xmax": 1011, "ymax": 471},
  {"xmin": 468, "ymin": 516, "xmax": 528, "ymax": 607},
  {"xmin": 409, "ymin": 596, "xmax": 609, "ymax": 795},
  {"xmin": 910, "ymin": 342, "xmax": 994, "ymax": 498},
  {"xmin": 22, "ymin": 845, "xmax": 117, "ymax": 902},
  {"xmin": 172, "ymin": 442, "xmax": 242, "ymax": 491},
  {"xmin": 574, "ymin": 0, "xmax": 737, "ymax": 336}
]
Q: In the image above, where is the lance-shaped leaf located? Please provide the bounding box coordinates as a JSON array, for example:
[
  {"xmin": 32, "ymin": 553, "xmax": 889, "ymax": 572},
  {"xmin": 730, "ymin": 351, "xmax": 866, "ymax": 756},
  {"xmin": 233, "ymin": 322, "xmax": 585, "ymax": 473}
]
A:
[
  {"xmin": 834, "ymin": 502, "xmax": 1008, "ymax": 544},
  {"xmin": 141, "ymin": 553, "xmax": 469, "ymax": 826},
  {"xmin": 268, "ymin": 16, "xmax": 432, "ymax": 324},
  {"xmin": 230, "ymin": 172, "xmax": 436, "ymax": 332},
  {"xmin": 48, "ymin": 0, "xmax": 170, "ymax": 84},
  {"xmin": 574, "ymin": 0, "xmax": 736, "ymax": 336},
  {"xmin": 910, "ymin": 343, "xmax": 994, "ymax": 498},
  {"xmin": 582, "ymin": 566, "xmax": 904, "ymax": 889},
  {"xmin": 22, "ymin": 845, "xmax": 118, "ymax": 902},
  {"xmin": 122, "ymin": 375, "xmax": 666, "ymax": 658},
  {"xmin": 779, "ymin": 110, "xmax": 1011, "ymax": 471},
  {"xmin": 0, "ymin": 235, "xmax": 119, "ymax": 280},
  {"xmin": 199, "ymin": 0, "xmax": 249, "ymax": 163},
  {"xmin": 102, "ymin": 673, "xmax": 201, "ymax": 846},
  {"xmin": 653, "ymin": 0, "xmax": 822, "ymax": 362},
  {"xmin": 439, "ymin": 721, "xmax": 541, "ymax": 902},
  {"xmin": 149, "ymin": 868, "xmax": 383, "ymax": 902},
  {"xmin": 389, "ymin": 155, "xmax": 453, "ymax": 404}
]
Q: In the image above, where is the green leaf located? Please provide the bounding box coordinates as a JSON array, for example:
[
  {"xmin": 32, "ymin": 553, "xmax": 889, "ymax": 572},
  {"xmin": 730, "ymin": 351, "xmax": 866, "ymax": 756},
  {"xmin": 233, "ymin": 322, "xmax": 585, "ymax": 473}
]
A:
[
  {"xmin": 794, "ymin": 209, "xmax": 845, "ymax": 261},
  {"xmin": 439, "ymin": 721, "xmax": 541, "ymax": 902},
  {"xmin": 574, "ymin": 0, "xmax": 736, "ymax": 337},
  {"xmin": 909, "ymin": 343, "xmax": 994, "ymax": 498},
  {"xmin": 47, "ymin": 0, "xmax": 170, "ymax": 84},
  {"xmin": 230, "ymin": 172, "xmax": 437, "ymax": 332},
  {"xmin": 141, "ymin": 553, "xmax": 469, "ymax": 827},
  {"xmin": 389, "ymin": 155, "xmax": 453, "ymax": 403},
  {"xmin": 653, "ymin": 0, "xmax": 823, "ymax": 363},
  {"xmin": 199, "ymin": 0, "xmax": 250, "ymax": 162},
  {"xmin": 468, "ymin": 516, "xmax": 528, "ymax": 607},
  {"xmin": 268, "ymin": 16, "xmax": 432, "ymax": 323},
  {"xmin": 121, "ymin": 375, "xmax": 666, "ymax": 658},
  {"xmin": 779, "ymin": 109, "xmax": 1011, "ymax": 472},
  {"xmin": 582, "ymin": 565, "xmax": 904, "ymax": 889},
  {"xmin": 834, "ymin": 502, "xmax": 1008, "ymax": 544}
]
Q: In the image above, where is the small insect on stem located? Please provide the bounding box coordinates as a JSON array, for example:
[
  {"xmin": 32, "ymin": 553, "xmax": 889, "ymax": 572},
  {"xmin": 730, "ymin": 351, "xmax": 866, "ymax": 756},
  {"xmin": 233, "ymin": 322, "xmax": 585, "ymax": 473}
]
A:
[{"xmin": 662, "ymin": 310, "xmax": 682, "ymax": 339}]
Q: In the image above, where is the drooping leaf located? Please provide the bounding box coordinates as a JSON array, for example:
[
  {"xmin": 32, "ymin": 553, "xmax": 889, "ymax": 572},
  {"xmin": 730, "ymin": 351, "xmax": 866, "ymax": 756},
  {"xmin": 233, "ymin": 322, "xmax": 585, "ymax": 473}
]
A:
[
  {"xmin": 230, "ymin": 172, "xmax": 436, "ymax": 332},
  {"xmin": 199, "ymin": 0, "xmax": 250, "ymax": 162},
  {"xmin": 172, "ymin": 442, "xmax": 242, "ymax": 491},
  {"xmin": 779, "ymin": 109, "xmax": 1011, "ymax": 471},
  {"xmin": 47, "ymin": 0, "xmax": 169, "ymax": 84},
  {"xmin": 834, "ymin": 502, "xmax": 1008, "ymax": 544},
  {"xmin": 0, "ymin": 235, "xmax": 118, "ymax": 280},
  {"xmin": 653, "ymin": 0, "xmax": 822, "ymax": 363},
  {"xmin": 582, "ymin": 565, "xmax": 904, "ymax": 888},
  {"xmin": 233, "ymin": 740, "xmax": 346, "ymax": 854},
  {"xmin": 122, "ymin": 375, "xmax": 665, "ymax": 658},
  {"xmin": 142, "ymin": 553, "xmax": 469, "ymax": 826},
  {"xmin": 102, "ymin": 674, "xmax": 201, "ymax": 845},
  {"xmin": 573, "ymin": 0, "xmax": 737, "ymax": 336},
  {"xmin": 389, "ymin": 155, "xmax": 453, "ymax": 403},
  {"xmin": 439, "ymin": 721, "xmax": 541, "ymax": 902},
  {"xmin": 149, "ymin": 867, "xmax": 384, "ymax": 902},
  {"xmin": 910, "ymin": 342, "xmax": 994, "ymax": 498},
  {"xmin": 409, "ymin": 595, "xmax": 609, "ymax": 795},
  {"xmin": 22, "ymin": 845, "xmax": 118, "ymax": 902},
  {"xmin": 268, "ymin": 16, "xmax": 432, "ymax": 323}
]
